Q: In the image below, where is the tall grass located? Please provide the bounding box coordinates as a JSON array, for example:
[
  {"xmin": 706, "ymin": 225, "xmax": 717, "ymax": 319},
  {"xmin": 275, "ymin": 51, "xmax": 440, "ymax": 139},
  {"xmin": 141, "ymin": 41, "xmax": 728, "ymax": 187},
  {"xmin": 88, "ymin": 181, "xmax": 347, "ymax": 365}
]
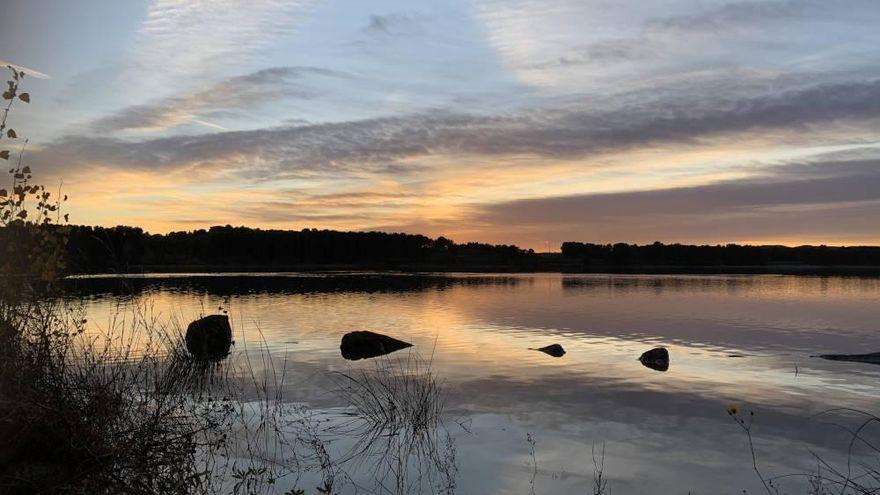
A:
[
  {"xmin": 0, "ymin": 295, "xmax": 307, "ymax": 494},
  {"xmin": 1, "ymin": 299, "xmax": 217, "ymax": 493},
  {"xmin": 328, "ymin": 351, "xmax": 457, "ymax": 495}
]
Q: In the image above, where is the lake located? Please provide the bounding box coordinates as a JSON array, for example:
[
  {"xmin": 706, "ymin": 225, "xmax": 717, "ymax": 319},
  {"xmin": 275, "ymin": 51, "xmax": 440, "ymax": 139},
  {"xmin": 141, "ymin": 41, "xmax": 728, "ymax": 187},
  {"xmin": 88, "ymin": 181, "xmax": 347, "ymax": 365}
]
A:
[{"xmin": 67, "ymin": 272, "xmax": 880, "ymax": 494}]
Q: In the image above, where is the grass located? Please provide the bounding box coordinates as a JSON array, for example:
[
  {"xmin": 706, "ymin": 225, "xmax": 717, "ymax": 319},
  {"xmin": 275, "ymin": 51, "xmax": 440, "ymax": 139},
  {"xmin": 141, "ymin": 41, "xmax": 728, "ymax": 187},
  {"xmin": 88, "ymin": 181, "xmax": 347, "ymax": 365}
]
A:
[
  {"xmin": 1, "ymin": 298, "xmax": 218, "ymax": 493},
  {"xmin": 525, "ymin": 433, "xmax": 610, "ymax": 495},
  {"xmin": 327, "ymin": 350, "xmax": 457, "ymax": 495},
  {"xmin": 0, "ymin": 294, "xmax": 307, "ymax": 494}
]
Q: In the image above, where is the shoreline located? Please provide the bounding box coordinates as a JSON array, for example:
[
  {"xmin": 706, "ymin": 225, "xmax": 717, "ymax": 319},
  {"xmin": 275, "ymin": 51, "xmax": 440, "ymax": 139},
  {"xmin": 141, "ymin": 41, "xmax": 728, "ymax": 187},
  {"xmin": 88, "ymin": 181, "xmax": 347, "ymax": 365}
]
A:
[{"xmin": 64, "ymin": 263, "xmax": 880, "ymax": 277}]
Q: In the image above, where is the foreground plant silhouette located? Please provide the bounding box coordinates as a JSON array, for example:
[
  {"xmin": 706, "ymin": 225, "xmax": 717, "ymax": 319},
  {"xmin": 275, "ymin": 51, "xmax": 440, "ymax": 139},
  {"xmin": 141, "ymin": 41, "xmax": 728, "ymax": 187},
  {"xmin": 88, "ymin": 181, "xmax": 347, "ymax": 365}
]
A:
[
  {"xmin": 0, "ymin": 66, "xmax": 297, "ymax": 494},
  {"xmin": 0, "ymin": 65, "xmax": 212, "ymax": 493}
]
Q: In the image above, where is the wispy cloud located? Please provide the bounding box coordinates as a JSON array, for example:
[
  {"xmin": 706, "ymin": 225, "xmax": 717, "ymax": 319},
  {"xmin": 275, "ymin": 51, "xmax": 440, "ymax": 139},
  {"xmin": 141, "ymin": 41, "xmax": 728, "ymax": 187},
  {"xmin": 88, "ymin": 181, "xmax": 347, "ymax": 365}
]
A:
[
  {"xmin": 364, "ymin": 14, "xmax": 422, "ymax": 35},
  {"xmin": 91, "ymin": 66, "xmax": 345, "ymax": 133},
  {"xmin": 473, "ymin": 0, "xmax": 880, "ymax": 87},
  {"xmin": 123, "ymin": 0, "xmax": 319, "ymax": 92}
]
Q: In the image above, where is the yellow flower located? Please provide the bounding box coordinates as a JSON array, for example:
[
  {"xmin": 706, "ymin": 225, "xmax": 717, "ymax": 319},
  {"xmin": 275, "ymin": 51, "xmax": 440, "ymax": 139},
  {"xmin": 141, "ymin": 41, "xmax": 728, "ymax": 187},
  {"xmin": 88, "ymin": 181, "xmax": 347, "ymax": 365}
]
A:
[{"xmin": 727, "ymin": 404, "xmax": 739, "ymax": 416}]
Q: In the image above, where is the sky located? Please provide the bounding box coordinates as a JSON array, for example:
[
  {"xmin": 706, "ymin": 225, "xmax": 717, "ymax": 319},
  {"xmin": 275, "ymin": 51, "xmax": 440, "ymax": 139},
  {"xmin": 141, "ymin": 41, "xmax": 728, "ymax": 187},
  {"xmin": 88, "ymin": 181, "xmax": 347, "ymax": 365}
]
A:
[{"xmin": 1, "ymin": 0, "xmax": 879, "ymax": 249}]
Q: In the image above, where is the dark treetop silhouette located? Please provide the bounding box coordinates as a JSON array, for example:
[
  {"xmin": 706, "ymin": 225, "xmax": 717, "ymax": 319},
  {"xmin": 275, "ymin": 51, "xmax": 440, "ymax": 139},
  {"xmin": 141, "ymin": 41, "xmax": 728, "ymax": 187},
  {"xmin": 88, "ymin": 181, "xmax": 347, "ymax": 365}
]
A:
[{"xmin": 2, "ymin": 224, "xmax": 880, "ymax": 275}]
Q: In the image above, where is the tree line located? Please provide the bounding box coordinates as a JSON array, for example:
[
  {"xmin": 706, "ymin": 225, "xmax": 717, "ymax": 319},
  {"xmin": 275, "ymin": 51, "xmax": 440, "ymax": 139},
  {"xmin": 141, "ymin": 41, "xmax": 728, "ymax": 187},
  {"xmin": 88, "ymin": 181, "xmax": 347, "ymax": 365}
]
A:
[
  {"xmin": 1, "ymin": 224, "xmax": 534, "ymax": 273},
  {"xmin": 3, "ymin": 223, "xmax": 880, "ymax": 274},
  {"xmin": 561, "ymin": 241, "xmax": 880, "ymax": 266}
]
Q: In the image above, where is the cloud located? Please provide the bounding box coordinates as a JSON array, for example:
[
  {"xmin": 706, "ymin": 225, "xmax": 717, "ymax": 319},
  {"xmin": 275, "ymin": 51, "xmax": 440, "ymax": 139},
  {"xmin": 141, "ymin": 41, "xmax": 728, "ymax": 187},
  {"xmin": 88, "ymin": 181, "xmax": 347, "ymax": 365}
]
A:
[
  {"xmin": 122, "ymin": 0, "xmax": 319, "ymax": 95},
  {"xmin": 474, "ymin": 0, "xmax": 880, "ymax": 86},
  {"xmin": 365, "ymin": 14, "xmax": 420, "ymax": 35},
  {"xmin": 32, "ymin": 77, "xmax": 880, "ymax": 180},
  {"xmin": 480, "ymin": 159, "xmax": 880, "ymax": 220},
  {"xmin": 90, "ymin": 66, "xmax": 345, "ymax": 133},
  {"xmin": 527, "ymin": 0, "xmax": 817, "ymax": 69},
  {"xmin": 464, "ymin": 158, "xmax": 880, "ymax": 245},
  {"xmin": 643, "ymin": 0, "xmax": 817, "ymax": 33}
]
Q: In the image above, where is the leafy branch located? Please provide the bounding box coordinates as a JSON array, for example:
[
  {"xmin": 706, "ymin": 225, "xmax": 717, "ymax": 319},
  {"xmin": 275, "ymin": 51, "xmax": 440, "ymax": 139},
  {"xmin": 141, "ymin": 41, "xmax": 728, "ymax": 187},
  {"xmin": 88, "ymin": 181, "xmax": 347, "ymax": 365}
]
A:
[{"xmin": 0, "ymin": 65, "xmax": 69, "ymax": 280}]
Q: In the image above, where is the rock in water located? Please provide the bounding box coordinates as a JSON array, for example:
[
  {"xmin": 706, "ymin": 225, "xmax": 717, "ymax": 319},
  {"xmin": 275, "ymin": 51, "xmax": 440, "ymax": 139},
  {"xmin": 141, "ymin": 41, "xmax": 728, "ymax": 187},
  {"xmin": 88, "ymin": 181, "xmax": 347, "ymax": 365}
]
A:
[
  {"xmin": 818, "ymin": 351, "xmax": 880, "ymax": 365},
  {"xmin": 340, "ymin": 330, "xmax": 413, "ymax": 360},
  {"xmin": 639, "ymin": 347, "xmax": 669, "ymax": 372},
  {"xmin": 185, "ymin": 315, "xmax": 233, "ymax": 360},
  {"xmin": 531, "ymin": 344, "xmax": 566, "ymax": 357}
]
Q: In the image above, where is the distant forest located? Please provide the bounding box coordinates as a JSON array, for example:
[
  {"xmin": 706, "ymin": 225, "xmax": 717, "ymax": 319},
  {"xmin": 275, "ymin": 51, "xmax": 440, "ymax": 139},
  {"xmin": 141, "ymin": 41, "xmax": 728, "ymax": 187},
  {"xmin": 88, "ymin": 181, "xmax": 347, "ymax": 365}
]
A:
[
  {"xmin": 3, "ymin": 224, "xmax": 880, "ymax": 274},
  {"xmin": 561, "ymin": 241, "xmax": 880, "ymax": 267},
  {"xmin": 54, "ymin": 225, "xmax": 535, "ymax": 273}
]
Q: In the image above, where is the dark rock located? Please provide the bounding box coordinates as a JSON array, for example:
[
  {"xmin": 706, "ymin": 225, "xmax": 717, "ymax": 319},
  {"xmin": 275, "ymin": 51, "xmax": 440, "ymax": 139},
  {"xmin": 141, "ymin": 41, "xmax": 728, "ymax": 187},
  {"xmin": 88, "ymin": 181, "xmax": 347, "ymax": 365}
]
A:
[
  {"xmin": 185, "ymin": 315, "xmax": 233, "ymax": 360},
  {"xmin": 531, "ymin": 344, "xmax": 566, "ymax": 357},
  {"xmin": 818, "ymin": 352, "xmax": 880, "ymax": 365},
  {"xmin": 340, "ymin": 330, "xmax": 413, "ymax": 360},
  {"xmin": 639, "ymin": 347, "xmax": 669, "ymax": 372}
]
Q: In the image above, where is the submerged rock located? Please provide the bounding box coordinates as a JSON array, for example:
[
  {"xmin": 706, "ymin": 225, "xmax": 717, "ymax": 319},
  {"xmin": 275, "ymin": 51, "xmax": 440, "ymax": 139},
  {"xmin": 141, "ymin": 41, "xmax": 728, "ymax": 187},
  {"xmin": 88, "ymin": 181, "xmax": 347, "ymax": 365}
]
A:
[
  {"xmin": 818, "ymin": 351, "xmax": 880, "ymax": 365},
  {"xmin": 185, "ymin": 314, "xmax": 233, "ymax": 360},
  {"xmin": 531, "ymin": 344, "xmax": 566, "ymax": 357},
  {"xmin": 639, "ymin": 347, "xmax": 669, "ymax": 372},
  {"xmin": 340, "ymin": 330, "xmax": 413, "ymax": 360}
]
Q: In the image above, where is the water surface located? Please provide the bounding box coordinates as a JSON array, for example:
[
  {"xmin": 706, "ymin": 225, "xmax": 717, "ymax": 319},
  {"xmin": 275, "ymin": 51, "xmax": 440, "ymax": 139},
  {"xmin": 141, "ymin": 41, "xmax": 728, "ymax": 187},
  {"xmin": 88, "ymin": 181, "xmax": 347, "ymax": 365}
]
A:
[{"xmin": 69, "ymin": 273, "xmax": 880, "ymax": 494}]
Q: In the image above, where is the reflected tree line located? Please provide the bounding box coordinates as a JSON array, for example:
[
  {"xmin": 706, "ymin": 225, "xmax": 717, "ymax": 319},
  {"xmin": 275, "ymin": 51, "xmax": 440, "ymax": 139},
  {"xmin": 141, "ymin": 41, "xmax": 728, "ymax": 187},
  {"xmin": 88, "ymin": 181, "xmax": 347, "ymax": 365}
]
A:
[{"xmin": 59, "ymin": 273, "xmax": 530, "ymax": 300}]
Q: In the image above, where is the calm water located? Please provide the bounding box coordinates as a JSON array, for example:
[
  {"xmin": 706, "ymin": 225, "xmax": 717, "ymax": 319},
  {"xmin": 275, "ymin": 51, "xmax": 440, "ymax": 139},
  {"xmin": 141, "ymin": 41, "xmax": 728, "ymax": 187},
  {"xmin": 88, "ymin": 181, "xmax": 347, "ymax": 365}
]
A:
[{"xmin": 68, "ymin": 273, "xmax": 880, "ymax": 494}]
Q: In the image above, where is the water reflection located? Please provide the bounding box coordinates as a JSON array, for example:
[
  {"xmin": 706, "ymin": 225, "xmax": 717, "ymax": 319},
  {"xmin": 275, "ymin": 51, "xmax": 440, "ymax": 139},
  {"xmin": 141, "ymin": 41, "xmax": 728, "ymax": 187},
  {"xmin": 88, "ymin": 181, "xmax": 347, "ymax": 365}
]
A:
[
  {"xmin": 63, "ymin": 272, "xmax": 529, "ymax": 299},
  {"xmin": 67, "ymin": 273, "xmax": 880, "ymax": 494}
]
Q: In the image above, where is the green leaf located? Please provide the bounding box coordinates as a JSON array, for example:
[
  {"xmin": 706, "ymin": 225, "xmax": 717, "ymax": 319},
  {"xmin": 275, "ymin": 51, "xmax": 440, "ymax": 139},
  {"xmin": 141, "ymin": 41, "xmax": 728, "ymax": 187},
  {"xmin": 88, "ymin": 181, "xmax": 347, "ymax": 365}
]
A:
[
  {"xmin": 21, "ymin": 166, "xmax": 30, "ymax": 174},
  {"xmin": 0, "ymin": 188, "xmax": 6, "ymax": 197},
  {"xmin": 18, "ymin": 93, "xmax": 29, "ymax": 103},
  {"xmin": 0, "ymin": 150, "xmax": 9, "ymax": 160},
  {"xmin": 7, "ymin": 129, "xmax": 16, "ymax": 139}
]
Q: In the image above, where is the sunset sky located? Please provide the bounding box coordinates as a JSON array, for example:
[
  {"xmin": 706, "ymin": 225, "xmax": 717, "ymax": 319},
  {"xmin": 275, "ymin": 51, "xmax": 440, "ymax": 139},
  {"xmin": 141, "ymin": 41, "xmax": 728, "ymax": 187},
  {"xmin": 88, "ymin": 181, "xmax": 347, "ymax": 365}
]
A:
[{"xmin": 2, "ymin": 0, "xmax": 879, "ymax": 249}]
